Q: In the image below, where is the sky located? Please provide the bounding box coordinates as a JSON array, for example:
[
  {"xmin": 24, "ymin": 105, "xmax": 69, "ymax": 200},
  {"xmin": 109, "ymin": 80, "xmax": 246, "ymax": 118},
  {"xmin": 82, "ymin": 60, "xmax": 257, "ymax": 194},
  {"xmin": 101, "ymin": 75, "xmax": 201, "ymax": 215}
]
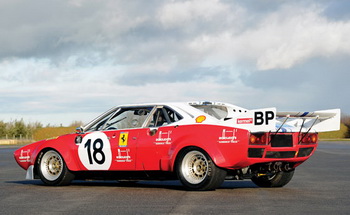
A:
[{"xmin": 1, "ymin": 0, "xmax": 350, "ymax": 126}]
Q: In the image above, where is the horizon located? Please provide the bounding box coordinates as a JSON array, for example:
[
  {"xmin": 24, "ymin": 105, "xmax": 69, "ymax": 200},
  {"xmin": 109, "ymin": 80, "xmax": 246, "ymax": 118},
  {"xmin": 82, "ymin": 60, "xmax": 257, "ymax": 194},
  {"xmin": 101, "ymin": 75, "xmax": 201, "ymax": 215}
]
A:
[{"xmin": 1, "ymin": 0, "xmax": 350, "ymax": 126}]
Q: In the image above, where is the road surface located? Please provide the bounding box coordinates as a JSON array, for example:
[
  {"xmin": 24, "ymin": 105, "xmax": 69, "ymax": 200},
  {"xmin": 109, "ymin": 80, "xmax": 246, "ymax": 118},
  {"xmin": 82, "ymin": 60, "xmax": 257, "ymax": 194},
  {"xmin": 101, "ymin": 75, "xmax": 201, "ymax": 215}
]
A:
[{"xmin": 1, "ymin": 141, "xmax": 349, "ymax": 214}]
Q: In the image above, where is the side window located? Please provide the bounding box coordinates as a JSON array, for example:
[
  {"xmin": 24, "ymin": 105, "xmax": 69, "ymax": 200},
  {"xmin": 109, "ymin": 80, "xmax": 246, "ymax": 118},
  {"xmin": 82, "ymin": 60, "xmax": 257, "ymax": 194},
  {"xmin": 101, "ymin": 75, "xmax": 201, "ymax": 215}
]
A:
[
  {"xmin": 152, "ymin": 109, "xmax": 167, "ymax": 127},
  {"xmin": 149, "ymin": 107, "xmax": 183, "ymax": 127},
  {"xmin": 104, "ymin": 107, "xmax": 153, "ymax": 130},
  {"xmin": 164, "ymin": 106, "xmax": 183, "ymax": 123},
  {"xmin": 191, "ymin": 105, "xmax": 228, "ymax": 120}
]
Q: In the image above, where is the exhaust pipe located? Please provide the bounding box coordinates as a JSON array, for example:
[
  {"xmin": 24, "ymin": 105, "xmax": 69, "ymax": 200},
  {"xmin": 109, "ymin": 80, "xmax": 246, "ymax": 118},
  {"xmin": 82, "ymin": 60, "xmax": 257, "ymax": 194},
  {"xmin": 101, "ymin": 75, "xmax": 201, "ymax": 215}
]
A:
[
  {"xmin": 281, "ymin": 163, "xmax": 293, "ymax": 172},
  {"xmin": 273, "ymin": 162, "xmax": 282, "ymax": 172}
]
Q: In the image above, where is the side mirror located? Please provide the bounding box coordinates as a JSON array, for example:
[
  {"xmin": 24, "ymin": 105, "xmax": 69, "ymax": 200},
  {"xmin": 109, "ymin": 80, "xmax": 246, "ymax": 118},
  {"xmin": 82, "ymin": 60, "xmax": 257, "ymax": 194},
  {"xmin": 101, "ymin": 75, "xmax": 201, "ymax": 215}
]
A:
[{"xmin": 76, "ymin": 127, "xmax": 84, "ymax": 134}]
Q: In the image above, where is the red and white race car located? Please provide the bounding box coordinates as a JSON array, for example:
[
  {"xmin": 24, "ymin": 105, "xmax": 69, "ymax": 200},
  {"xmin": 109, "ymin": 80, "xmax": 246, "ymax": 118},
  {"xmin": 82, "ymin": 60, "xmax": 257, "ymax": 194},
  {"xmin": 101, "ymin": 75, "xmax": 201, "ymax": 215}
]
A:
[{"xmin": 14, "ymin": 101, "xmax": 340, "ymax": 190}]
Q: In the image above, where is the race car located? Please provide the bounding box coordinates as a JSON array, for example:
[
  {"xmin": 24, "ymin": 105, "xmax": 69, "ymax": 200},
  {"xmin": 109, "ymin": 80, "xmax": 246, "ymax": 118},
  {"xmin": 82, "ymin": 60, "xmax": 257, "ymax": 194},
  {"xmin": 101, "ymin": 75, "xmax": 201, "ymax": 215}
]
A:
[{"xmin": 14, "ymin": 101, "xmax": 340, "ymax": 190}]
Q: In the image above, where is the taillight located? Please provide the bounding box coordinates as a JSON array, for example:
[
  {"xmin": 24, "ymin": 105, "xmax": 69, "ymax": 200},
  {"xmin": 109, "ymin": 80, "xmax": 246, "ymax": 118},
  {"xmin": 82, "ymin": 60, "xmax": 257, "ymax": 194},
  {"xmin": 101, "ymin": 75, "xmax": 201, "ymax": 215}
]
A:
[
  {"xmin": 249, "ymin": 133, "xmax": 267, "ymax": 145},
  {"xmin": 300, "ymin": 133, "xmax": 318, "ymax": 144}
]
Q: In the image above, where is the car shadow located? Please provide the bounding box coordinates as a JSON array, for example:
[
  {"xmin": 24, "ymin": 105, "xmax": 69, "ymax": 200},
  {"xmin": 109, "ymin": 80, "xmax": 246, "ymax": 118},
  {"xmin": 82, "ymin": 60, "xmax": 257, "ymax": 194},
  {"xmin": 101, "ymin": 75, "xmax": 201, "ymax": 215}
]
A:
[{"xmin": 7, "ymin": 179, "xmax": 259, "ymax": 190}]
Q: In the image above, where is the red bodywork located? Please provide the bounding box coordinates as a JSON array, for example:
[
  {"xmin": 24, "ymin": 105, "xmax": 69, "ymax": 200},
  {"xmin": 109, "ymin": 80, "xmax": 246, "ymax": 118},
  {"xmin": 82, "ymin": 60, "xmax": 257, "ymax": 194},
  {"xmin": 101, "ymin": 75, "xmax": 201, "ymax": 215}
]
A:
[{"xmin": 14, "ymin": 124, "xmax": 317, "ymax": 176}]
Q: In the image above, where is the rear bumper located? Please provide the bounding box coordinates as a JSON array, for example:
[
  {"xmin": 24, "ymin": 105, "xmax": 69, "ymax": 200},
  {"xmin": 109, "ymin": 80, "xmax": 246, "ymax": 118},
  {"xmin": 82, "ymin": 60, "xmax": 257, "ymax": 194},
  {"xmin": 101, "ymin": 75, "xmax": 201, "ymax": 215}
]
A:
[
  {"xmin": 248, "ymin": 145, "xmax": 316, "ymax": 159},
  {"xmin": 223, "ymin": 132, "xmax": 318, "ymax": 169}
]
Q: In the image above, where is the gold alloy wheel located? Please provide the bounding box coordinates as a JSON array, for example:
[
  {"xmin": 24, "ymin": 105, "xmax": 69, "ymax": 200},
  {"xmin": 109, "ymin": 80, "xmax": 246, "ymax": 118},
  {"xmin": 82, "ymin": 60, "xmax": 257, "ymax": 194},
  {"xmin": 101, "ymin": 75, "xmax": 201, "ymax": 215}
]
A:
[
  {"xmin": 40, "ymin": 150, "xmax": 63, "ymax": 181},
  {"xmin": 180, "ymin": 150, "xmax": 209, "ymax": 184}
]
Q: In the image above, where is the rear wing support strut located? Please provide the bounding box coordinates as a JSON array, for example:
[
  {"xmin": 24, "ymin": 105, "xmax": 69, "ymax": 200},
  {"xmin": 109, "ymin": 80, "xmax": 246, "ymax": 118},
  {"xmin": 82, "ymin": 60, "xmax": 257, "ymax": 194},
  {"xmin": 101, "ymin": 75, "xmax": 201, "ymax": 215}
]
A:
[{"xmin": 298, "ymin": 115, "xmax": 319, "ymax": 144}]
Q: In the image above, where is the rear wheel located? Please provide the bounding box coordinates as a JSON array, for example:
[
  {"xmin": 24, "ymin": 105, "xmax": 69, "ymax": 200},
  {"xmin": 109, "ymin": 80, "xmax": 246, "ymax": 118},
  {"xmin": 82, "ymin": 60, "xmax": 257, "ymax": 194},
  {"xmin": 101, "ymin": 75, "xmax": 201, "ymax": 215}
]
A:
[
  {"xmin": 38, "ymin": 150, "xmax": 74, "ymax": 186},
  {"xmin": 251, "ymin": 170, "xmax": 294, "ymax": 187},
  {"xmin": 176, "ymin": 147, "xmax": 226, "ymax": 191}
]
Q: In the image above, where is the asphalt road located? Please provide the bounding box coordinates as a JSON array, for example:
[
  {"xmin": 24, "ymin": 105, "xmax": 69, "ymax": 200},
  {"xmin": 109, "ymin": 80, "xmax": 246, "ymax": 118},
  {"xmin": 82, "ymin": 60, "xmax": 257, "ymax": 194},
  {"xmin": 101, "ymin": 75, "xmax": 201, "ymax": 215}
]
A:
[{"xmin": 1, "ymin": 141, "xmax": 350, "ymax": 215}]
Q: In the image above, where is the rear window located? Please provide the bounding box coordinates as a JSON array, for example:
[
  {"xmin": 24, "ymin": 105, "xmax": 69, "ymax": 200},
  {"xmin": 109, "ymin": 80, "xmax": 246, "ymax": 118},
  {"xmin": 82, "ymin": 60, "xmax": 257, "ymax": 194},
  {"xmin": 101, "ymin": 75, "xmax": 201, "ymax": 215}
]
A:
[{"xmin": 191, "ymin": 105, "xmax": 228, "ymax": 120}]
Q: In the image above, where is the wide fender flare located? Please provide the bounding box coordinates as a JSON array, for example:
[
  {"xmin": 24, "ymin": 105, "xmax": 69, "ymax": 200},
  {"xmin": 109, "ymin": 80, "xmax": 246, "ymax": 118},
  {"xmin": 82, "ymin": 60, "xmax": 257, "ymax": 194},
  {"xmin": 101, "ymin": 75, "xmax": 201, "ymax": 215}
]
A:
[
  {"xmin": 34, "ymin": 140, "xmax": 82, "ymax": 172},
  {"xmin": 167, "ymin": 137, "xmax": 227, "ymax": 172}
]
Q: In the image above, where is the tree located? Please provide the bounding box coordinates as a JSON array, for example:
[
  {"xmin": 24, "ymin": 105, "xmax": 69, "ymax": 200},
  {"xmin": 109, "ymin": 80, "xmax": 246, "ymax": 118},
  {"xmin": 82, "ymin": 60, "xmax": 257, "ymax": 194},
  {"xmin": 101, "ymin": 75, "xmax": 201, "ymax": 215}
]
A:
[
  {"xmin": 70, "ymin": 121, "xmax": 84, "ymax": 127},
  {"xmin": 0, "ymin": 121, "xmax": 6, "ymax": 138},
  {"xmin": 8, "ymin": 119, "xmax": 28, "ymax": 138},
  {"xmin": 341, "ymin": 115, "xmax": 350, "ymax": 138}
]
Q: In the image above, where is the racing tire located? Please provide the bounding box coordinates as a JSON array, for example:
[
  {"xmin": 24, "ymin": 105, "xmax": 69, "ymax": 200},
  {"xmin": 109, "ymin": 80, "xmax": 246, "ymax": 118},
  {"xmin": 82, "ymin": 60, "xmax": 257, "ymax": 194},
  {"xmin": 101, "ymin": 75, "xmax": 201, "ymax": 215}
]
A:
[
  {"xmin": 176, "ymin": 147, "xmax": 227, "ymax": 191},
  {"xmin": 251, "ymin": 170, "xmax": 294, "ymax": 188},
  {"xmin": 38, "ymin": 149, "xmax": 74, "ymax": 186}
]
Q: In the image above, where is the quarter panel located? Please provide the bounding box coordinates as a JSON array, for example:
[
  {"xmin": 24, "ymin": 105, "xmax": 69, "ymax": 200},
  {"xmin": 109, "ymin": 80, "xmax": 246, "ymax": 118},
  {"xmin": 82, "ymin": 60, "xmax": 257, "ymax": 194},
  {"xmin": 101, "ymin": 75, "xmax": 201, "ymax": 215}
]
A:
[{"xmin": 166, "ymin": 124, "xmax": 250, "ymax": 171}]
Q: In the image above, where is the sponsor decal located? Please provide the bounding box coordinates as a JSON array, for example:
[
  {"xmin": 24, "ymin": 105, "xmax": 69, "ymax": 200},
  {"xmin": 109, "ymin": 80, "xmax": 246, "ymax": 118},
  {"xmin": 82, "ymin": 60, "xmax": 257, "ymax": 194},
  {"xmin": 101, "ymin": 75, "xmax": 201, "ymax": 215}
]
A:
[
  {"xmin": 19, "ymin": 149, "xmax": 31, "ymax": 162},
  {"xmin": 119, "ymin": 132, "xmax": 129, "ymax": 147},
  {"xmin": 155, "ymin": 131, "xmax": 172, "ymax": 145},
  {"xmin": 300, "ymin": 112, "xmax": 309, "ymax": 117},
  {"xmin": 78, "ymin": 132, "xmax": 112, "ymax": 170},
  {"xmin": 237, "ymin": 118, "xmax": 253, "ymax": 124},
  {"xmin": 116, "ymin": 148, "xmax": 132, "ymax": 163},
  {"xmin": 196, "ymin": 115, "xmax": 206, "ymax": 123},
  {"xmin": 218, "ymin": 129, "xmax": 239, "ymax": 143},
  {"xmin": 254, "ymin": 111, "xmax": 275, "ymax": 125}
]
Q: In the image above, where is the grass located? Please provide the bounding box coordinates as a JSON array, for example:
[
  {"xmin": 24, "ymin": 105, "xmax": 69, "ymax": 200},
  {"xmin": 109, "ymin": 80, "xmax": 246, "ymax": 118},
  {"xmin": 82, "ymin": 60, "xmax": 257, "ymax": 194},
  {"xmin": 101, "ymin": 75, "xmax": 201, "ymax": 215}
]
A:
[
  {"xmin": 33, "ymin": 126, "xmax": 76, "ymax": 141},
  {"xmin": 318, "ymin": 123, "xmax": 348, "ymax": 140}
]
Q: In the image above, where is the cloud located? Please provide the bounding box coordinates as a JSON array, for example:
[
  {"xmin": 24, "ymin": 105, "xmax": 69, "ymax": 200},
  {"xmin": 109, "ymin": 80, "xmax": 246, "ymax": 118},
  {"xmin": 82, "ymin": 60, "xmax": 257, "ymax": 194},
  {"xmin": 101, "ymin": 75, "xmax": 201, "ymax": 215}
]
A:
[
  {"xmin": 254, "ymin": 4, "xmax": 350, "ymax": 70},
  {"xmin": 168, "ymin": 3, "xmax": 350, "ymax": 71},
  {"xmin": 2, "ymin": 1, "xmax": 350, "ymax": 70},
  {"xmin": 1, "ymin": 0, "xmax": 350, "ymax": 125},
  {"xmin": 158, "ymin": 0, "xmax": 236, "ymax": 28}
]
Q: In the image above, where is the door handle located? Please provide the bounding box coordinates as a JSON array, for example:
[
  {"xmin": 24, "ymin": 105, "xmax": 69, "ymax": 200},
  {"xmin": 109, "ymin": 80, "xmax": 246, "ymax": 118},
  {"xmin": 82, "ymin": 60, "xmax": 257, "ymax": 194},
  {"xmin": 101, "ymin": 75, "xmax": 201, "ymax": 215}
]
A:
[{"xmin": 149, "ymin": 128, "xmax": 158, "ymax": 136}]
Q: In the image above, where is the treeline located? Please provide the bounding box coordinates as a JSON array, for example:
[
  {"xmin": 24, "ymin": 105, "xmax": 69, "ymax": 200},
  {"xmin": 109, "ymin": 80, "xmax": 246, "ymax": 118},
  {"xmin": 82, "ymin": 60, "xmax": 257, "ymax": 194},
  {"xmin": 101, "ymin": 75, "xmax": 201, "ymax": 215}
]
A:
[
  {"xmin": 342, "ymin": 115, "xmax": 350, "ymax": 138},
  {"xmin": 0, "ymin": 119, "xmax": 42, "ymax": 139},
  {"xmin": 308, "ymin": 115, "xmax": 350, "ymax": 139},
  {"xmin": 0, "ymin": 119, "xmax": 83, "ymax": 140}
]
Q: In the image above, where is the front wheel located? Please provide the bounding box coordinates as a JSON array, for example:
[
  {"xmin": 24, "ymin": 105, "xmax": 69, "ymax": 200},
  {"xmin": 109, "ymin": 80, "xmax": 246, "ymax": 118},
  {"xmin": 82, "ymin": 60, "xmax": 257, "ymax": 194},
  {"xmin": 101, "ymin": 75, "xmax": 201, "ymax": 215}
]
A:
[
  {"xmin": 251, "ymin": 170, "xmax": 295, "ymax": 187},
  {"xmin": 38, "ymin": 149, "xmax": 74, "ymax": 186},
  {"xmin": 176, "ymin": 147, "xmax": 226, "ymax": 191}
]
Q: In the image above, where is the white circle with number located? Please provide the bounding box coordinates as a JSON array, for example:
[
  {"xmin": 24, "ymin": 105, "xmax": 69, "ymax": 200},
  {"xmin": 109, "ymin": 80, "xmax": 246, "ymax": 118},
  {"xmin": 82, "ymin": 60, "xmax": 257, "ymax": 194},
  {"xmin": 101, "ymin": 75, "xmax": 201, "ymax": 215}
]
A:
[{"xmin": 78, "ymin": 132, "xmax": 112, "ymax": 170}]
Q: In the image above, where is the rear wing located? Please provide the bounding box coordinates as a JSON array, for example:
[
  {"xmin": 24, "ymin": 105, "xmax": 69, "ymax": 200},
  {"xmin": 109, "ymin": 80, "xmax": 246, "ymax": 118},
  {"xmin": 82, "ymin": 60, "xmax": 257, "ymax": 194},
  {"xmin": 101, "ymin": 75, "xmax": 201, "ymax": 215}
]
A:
[
  {"xmin": 277, "ymin": 109, "xmax": 341, "ymax": 132},
  {"xmin": 228, "ymin": 108, "xmax": 340, "ymax": 133}
]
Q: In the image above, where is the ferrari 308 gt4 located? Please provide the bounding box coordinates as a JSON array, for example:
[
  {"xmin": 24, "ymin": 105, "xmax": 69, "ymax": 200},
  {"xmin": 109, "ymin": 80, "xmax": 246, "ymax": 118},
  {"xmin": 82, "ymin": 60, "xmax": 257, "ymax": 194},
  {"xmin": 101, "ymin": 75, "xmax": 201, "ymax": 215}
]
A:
[{"xmin": 14, "ymin": 101, "xmax": 340, "ymax": 190}]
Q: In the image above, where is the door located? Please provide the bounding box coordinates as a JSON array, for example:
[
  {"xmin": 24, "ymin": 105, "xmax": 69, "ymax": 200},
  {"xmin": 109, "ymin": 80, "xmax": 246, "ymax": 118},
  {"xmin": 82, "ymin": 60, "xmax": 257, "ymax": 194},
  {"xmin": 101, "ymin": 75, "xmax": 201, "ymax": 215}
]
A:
[
  {"xmin": 136, "ymin": 126, "xmax": 175, "ymax": 171},
  {"xmin": 135, "ymin": 106, "xmax": 183, "ymax": 171},
  {"xmin": 100, "ymin": 106, "xmax": 154, "ymax": 170},
  {"xmin": 105, "ymin": 129, "xmax": 138, "ymax": 170}
]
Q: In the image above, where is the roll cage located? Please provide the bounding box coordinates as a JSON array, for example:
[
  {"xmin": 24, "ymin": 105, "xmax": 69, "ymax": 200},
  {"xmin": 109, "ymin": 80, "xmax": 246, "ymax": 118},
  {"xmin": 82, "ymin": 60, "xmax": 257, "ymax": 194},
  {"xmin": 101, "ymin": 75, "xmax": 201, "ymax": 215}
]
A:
[{"xmin": 82, "ymin": 105, "xmax": 183, "ymax": 133}]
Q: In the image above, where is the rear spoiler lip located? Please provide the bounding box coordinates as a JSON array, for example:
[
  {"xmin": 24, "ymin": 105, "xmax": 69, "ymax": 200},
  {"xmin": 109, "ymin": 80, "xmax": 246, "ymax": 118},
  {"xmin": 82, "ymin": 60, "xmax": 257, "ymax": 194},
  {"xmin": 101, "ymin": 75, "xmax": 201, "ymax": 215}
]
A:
[
  {"xmin": 277, "ymin": 111, "xmax": 337, "ymax": 119},
  {"xmin": 276, "ymin": 109, "xmax": 341, "ymax": 133}
]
